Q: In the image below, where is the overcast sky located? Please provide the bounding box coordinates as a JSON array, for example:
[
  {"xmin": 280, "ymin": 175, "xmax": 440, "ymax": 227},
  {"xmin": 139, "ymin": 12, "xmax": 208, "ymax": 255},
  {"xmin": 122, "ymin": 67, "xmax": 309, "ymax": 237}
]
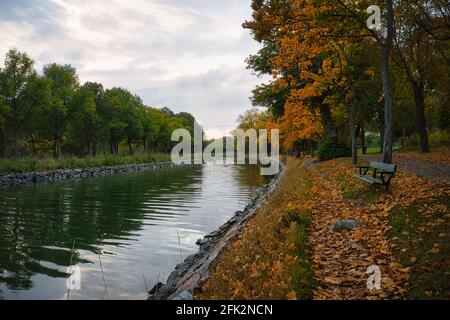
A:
[{"xmin": 0, "ymin": 0, "xmax": 263, "ymax": 138}]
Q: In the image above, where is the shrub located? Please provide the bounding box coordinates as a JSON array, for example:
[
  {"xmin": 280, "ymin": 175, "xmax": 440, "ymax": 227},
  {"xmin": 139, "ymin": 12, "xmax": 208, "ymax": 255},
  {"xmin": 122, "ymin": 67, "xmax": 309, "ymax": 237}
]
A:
[
  {"xmin": 316, "ymin": 136, "xmax": 351, "ymax": 161},
  {"xmin": 429, "ymin": 130, "xmax": 450, "ymax": 147}
]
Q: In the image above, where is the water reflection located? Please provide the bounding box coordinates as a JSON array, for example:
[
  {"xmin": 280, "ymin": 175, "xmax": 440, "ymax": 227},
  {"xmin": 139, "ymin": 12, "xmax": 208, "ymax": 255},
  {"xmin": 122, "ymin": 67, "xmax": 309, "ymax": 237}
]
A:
[{"xmin": 0, "ymin": 163, "xmax": 269, "ymax": 299}]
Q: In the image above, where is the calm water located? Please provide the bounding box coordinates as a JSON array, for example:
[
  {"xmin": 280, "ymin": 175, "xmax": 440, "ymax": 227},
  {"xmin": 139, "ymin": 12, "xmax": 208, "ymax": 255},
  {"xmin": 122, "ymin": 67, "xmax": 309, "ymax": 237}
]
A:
[{"xmin": 0, "ymin": 163, "xmax": 271, "ymax": 300}]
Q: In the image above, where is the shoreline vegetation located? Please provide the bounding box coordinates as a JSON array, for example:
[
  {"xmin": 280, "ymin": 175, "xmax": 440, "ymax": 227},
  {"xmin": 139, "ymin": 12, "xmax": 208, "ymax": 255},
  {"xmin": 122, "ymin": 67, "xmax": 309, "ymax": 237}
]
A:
[{"xmin": 0, "ymin": 153, "xmax": 171, "ymax": 175}]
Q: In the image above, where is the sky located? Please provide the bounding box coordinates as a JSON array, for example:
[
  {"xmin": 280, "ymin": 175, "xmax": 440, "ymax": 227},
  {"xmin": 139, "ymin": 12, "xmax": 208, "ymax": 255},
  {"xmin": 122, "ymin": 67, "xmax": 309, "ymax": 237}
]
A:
[{"xmin": 0, "ymin": 0, "xmax": 264, "ymax": 138}]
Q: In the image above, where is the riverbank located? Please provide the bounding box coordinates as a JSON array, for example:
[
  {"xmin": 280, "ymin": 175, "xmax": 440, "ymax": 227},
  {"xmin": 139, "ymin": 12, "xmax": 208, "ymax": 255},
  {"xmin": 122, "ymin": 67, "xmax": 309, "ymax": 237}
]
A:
[
  {"xmin": 148, "ymin": 162, "xmax": 286, "ymax": 300},
  {"xmin": 196, "ymin": 150, "xmax": 449, "ymax": 300},
  {"xmin": 0, "ymin": 156, "xmax": 177, "ymax": 187},
  {"xmin": 0, "ymin": 153, "xmax": 171, "ymax": 174}
]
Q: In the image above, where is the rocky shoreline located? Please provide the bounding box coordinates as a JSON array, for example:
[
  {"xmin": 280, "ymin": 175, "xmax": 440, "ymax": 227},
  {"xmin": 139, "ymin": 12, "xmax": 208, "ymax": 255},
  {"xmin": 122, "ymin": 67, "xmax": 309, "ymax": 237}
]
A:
[
  {"xmin": 148, "ymin": 164, "xmax": 285, "ymax": 300},
  {"xmin": 0, "ymin": 162, "xmax": 180, "ymax": 187}
]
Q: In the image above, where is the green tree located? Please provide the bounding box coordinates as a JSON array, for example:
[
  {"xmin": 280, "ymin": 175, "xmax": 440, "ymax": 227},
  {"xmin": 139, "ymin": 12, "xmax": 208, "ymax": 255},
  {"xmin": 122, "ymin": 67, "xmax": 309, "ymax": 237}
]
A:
[
  {"xmin": 68, "ymin": 85, "xmax": 101, "ymax": 156},
  {"xmin": 42, "ymin": 63, "xmax": 79, "ymax": 158},
  {"xmin": 0, "ymin": 48, "xmax": 36, "ymax": 157}
]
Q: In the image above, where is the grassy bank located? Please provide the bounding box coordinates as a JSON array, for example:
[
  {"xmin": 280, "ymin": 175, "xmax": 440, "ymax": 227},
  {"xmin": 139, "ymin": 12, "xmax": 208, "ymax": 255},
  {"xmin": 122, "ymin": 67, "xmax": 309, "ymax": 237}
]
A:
[
  {"xmin": 0, "ymin": 153, "xmax": 171, "ymax": 174},
  {"xmin": 387, "ymin": 196, "xmax": 450, "ymax": 299},
  {"xmin": 196, "ymin": 157, "xmax": 316, "ymax": 300}
]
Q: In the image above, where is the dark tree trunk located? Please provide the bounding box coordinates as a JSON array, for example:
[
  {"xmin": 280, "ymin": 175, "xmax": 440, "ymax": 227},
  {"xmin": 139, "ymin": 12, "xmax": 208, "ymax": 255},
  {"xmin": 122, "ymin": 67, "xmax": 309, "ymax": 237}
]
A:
[
  {"xmin": 348, "ymin": 91, "xmax": 358, "ymax": 165},
  {"xmin": 381, "ymin": 0, "xmax": 395, "ymax": 164},
  {"xmin": 319, "ymin": 103, "xmax": 337, "ymax": 138},
  {"xmin": 0, "ymin": 130, "xmax": 5, "ymax": 158},
  {"xmin": 361, "ymin": 124, "xmax": 367, "ymax": 155},
  {"xmin": 110, "ymin": 137, "xmax": 117, "ymax": 155},
  {"xmin": 379, "ymin": 112, "xmax": 385, "ymax": 154},
  {"xmin": 92, "ymin": 140, "xmax": 97, "ymax": 157},
  {"xmin": 412, "ymin": 81, "xmax": 430, "ymax": 153},
  {"xmin": 128, "ymin": 139, "xmax": 133, "ymax": 154},
  {"xmin": 53, "ymin": 134, "xmax": 62, "ymax": 159},
  {"xmin": 12, "ymin": 128, "xmax": 19, "ymax": 158},
  {"xmin": 30, "ymin": 133, "xmax": 37, "ymax": 156}
]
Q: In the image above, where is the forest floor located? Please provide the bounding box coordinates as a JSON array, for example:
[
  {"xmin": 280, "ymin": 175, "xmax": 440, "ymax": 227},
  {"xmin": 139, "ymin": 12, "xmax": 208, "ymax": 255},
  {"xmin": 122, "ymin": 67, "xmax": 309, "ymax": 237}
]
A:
[{"xmin": 196, "ymin": 147, "xmax": 450, "ymax": 300}]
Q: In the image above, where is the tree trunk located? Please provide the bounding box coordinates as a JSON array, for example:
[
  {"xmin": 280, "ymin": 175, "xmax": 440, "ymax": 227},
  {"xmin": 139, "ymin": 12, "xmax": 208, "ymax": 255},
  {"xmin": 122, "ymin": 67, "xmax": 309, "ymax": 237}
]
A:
[
  {"xmin": 349, "ymin": 91, "xmax": 358, "ymax": 165},
  {"xmin": 53, "ymin": 134, "xmax": 62, "ymax": 159},
  {"xmin": 92, "ymin": 140, "xmax": 97, "ymax": 157},
  {"xmin": 412, "ymin": 81, "xmax": 430, "ymax": 153},
  {"xmin": 128, "ymin": 139, "xmax": 133, "ymax": 154},
  {"xmin": 30, "ymin": 133, "xmax": 37, "ymax": 156},
  {"xmin": 379, "ymin": 112, "xmax": 385, "ymax": 154},
  {"xmin": 12, "ymin": 128, "xmax": 19, "ymax": 158},
  {"xmin": 361, "ymin": 124, "xmax": 367, "ymax": 155},
  {"xmin": 0, "ymin": 130, "xmax": 5, "ymax": 158},
  {"xmin": 381, "ymin": 0, "xmax": 395, "ymax": 164},
  {"xmin": 319, "ymin": 103, "xmax": 337, "ymax": 138},
  {"xmin": 110, "ymin": 140, "xmax": 116, "ymax": 155}
]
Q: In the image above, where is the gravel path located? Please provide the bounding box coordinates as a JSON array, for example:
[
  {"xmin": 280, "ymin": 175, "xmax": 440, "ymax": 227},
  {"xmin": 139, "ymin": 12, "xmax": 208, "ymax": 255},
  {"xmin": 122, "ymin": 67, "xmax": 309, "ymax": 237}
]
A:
[{"xmin": 362, "ymin": 154, "xmax": 450, "ymax": 182}]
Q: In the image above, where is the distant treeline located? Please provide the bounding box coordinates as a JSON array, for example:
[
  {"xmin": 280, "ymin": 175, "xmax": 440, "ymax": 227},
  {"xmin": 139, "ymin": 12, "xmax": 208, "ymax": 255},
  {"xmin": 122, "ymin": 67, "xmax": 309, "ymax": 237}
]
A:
[{"xmin": 0, "ymin": 48, "xmax": 199, "ymax": 159}]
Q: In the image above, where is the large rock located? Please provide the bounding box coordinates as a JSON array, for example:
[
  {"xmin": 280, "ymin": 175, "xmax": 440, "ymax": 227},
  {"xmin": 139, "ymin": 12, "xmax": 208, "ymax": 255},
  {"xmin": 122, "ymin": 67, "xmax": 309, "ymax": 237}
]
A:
[{"xmin": 331, "ymin": 220, "xmax": 364, "ymax": 232}]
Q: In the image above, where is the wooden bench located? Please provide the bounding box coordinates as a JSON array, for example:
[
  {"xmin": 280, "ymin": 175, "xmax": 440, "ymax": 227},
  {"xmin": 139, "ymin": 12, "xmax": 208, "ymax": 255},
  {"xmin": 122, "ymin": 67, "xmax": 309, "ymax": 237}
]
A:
[{"xmin": 355, "ymin": 161, "xmax": 397, "ymax": 189}]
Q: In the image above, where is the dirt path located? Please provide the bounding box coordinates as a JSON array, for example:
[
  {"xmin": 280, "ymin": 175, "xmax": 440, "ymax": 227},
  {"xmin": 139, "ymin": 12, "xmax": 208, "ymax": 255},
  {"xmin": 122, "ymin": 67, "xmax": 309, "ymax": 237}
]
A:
[{"xmin": 362, "ymin": 153, "xmax": 450, "ymax": 181}]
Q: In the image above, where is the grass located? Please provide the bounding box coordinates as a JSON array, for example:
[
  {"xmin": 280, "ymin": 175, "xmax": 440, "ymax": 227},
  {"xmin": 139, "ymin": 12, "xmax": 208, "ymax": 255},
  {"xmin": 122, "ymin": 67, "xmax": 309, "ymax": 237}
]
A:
[
  {"xmin": 387, "ymin": 196, "xmax": 450, "ymax": 299},
  {"xmin": 0, "ymin": 153, "xmax": 171, "ymax": 174},
  {"xmin": 285, "ymin": 207, "xmax": 316, "ymax": 299},
  {"xmin": 335, "ymin": 169, "xmax": 382, "ymax": 205}
]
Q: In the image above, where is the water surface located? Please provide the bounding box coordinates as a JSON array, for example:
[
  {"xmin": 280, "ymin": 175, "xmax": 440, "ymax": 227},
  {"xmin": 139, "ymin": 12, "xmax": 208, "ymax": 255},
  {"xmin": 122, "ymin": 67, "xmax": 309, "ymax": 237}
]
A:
[{"xmin": 0, "ymin": 163, "xmax": 270, "ymax": 300}]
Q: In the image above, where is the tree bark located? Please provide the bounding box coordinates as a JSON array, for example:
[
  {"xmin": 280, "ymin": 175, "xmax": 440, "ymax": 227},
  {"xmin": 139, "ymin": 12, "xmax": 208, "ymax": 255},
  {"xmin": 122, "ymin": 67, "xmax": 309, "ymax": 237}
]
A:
[
  {"xmin": 30, "ymin": 133, "xmax": 37, "ymax": 156},
  {"xmin": 361, "ymin": 124, "xmax": 367, "ymax": 155},
  {"xmin": 128, "ymin": 139, "xmax": 133, "ymax": 154},
  {"xmin": 92, "ymin": 140, "xmax": 97, "ymax": 157},
  {"xmin": 53, "ymin": 134, "xmax": 62, "ymax": 159},
  {"xmin": 0, "ymin": 130, "xmax": 5, "ymax": 158},
  {"xmin": 379, "ymin": 111, "xmax": 385, "ymax": 154},
  {"xmin": 319, "ymin": 103, "xmax": 338, "ymax": 138},
  {"xmin": 411, "ymin": 81, "xmax": 430, "ymax": 152},
  {"xmin": 349, "ymin": 91, "xmax": 358, "ymax": 165},
  {"xmin": 381, "ymin": 0, "xmax": 395, "ymax": 164}
]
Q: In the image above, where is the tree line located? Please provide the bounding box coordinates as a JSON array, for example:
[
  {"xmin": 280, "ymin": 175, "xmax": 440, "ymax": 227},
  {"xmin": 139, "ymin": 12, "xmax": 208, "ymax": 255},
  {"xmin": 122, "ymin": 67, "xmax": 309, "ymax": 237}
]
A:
[
  {"xmin": 243, "ymin": 0, "xmax": 449, "ymax": 163},
  {"xmin": 0, "ymin": 48, "xmax": 198, "ymax": 159}
]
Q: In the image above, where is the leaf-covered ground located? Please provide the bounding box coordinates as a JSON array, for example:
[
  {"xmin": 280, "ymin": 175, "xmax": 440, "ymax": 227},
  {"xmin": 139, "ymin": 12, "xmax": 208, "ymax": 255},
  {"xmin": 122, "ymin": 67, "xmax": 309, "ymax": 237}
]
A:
[{"xmin": 197, "ymin": 150, "xmax": 450, "ymax": 300}]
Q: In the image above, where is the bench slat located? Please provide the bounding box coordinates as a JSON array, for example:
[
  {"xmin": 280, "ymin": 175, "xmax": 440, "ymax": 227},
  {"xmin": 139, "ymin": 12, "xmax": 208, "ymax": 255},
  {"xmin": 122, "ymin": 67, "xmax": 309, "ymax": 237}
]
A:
[
  {"xmin": 370, "ymin": 161, "xmax": 396, "ymax": 173},
  {"xmin": 355, "ymin": 174, "xmax": 383, "ymax": 185}
]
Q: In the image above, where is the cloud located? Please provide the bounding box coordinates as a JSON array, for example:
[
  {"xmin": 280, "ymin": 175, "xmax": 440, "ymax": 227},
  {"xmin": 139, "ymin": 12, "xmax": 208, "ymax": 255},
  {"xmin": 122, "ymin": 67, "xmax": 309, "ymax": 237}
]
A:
[{"xmin": 0, "ymin": 0, "xmax": 262, "ymax": 138}]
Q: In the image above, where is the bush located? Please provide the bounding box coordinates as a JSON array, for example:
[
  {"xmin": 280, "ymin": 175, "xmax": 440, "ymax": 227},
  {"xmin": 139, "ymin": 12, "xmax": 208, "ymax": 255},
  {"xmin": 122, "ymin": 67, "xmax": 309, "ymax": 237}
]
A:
[
  {"xmin": 316, "ymin": 136, "xmax": 351, "ymax": 161},
  {"xmin": 429, "ymin": 130, "xmax": 450, "ymax": 147},
  {"xmin": 405, "ymin": 133, "xmax": 420, "ymax": 148}
]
